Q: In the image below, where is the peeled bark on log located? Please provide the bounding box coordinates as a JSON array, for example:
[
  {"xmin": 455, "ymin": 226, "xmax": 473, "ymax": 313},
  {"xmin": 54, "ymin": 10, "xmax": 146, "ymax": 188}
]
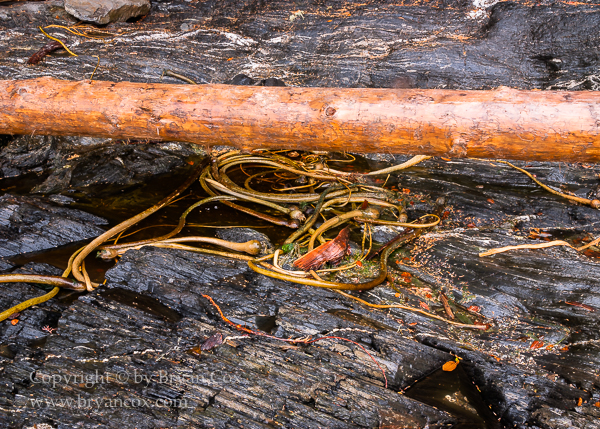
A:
[{"xmin": 1, "ymin": 77, "xmax": 600, "ymax": 162}]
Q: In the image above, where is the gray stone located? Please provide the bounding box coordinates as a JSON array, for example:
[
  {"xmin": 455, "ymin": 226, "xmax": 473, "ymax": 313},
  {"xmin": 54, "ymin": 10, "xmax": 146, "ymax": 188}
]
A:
[
  {"xmin": 366, "ymin": 224, "xmax": 408, "ymax": 244},
  {"xmin": 64, "ymin": 0, "xmax": 151, "ymax": 25}
]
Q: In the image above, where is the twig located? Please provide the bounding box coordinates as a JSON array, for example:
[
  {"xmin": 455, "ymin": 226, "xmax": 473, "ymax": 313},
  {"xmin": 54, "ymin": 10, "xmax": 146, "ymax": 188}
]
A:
[{"xmin": 202, "ymin": 294, "xmax": 388, "ymax": 387}]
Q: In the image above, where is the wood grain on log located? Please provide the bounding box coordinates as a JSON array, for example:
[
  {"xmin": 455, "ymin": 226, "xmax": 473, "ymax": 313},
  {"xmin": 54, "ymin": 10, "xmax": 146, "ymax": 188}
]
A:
[{"xmin": 1, "ymin": 77, "xmax": 600, "ymax": 161}]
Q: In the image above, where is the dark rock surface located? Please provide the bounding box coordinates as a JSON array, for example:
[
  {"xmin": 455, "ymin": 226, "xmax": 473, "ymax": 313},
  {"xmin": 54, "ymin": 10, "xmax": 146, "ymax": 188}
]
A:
[
  {"xmin": 0, "ymin": 135, "xmax": 201, "ymax": 196},
  {"xmin": 215, "ymin": 227, "xmax": 274, "ymax": 255},
  {"xmin": 0, "ymin": 149, "xmax": 597, "ymax": 428},
  {"xmin": 0, "ymin": 262, "xmax": 71, "ymax": 350},
  {"xmin": 0, "ymin": 136, "xmax": 199, "ymax": 194},
  {"xmin": 1, "ymin": 0, "xmax": 599, "ymax": 90},
  {"xmin": 0, "ymin": 0, "xmax": 599, "ymax": 427},
  {"xmin": 0, "ymin": 194, "xmax": 107, "ymax": 258}
]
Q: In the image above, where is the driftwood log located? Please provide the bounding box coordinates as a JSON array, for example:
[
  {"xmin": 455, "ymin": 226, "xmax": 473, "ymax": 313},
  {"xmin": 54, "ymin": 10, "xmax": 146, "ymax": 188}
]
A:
[{"xmin": 2, "ymin": 77, "xmax": 600, "ymax": 162}]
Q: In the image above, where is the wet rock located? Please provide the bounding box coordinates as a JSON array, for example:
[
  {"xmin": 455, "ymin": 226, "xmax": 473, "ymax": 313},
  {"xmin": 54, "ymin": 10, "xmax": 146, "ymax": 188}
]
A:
[
  {"xmin": 47, "ymin": 194, "xmax": 76, "ymax": 206},
  {"xmin": 421, "ymin": 336, "xmax": 592, "ymax": 428},
  {"xmin": 0, "ymin": 1, "xmax": 599, "ymax": 424},
  {"xmin": 0, "ymin": 154, "xmax": 598, "ymax": 426},
  {"xmin": 534, "ymin": 344, "xmax": 600, "ymax": 392},
  {"xmin": 395, "ymin": 158, "xmax": 600, "ymax": 232},
  {"xmin": 98, "ymin": 246, "xmax": 529, "ymax": 426},
  {"xmin": 32, "ymin": 167, "xmax": 71, "ymax": 195},
  {"xmin": 215, "ymin": 227, "xmax": 273, "ymax": 255},
  {"xmin": 0, "ymin": 246, "xmax": 459, "ymax": 428},
  {"xmin": 0, "ymin": 136, "xmax": 56, "ymax": 179},
  {"xmin": 4, "ymin": 1, "xmax": 600, "ymax": 90},
  {"xmin": 227, "ymin": 74, "xmax": 256, "ymax": 85},
  {"xmin": 404, "ymin": 228, "xmax": 600, "ymax": 326},
  {"xmin": 0, "ymin": 258, "xmax": 14, "ymax": 272},
  {"xmin": 257, "ymin": 77, "xmax": 286, "ymax": 87},
  {"xmin": 0, "ymin": 135, "xmax": 199, "ymax": 195},
  {"xmin": 32, "ymin": 141, "xmax": 198, "ymax": 195},
  {"xmin": 367, "ymin": 224, "xmax": 407, "ymax": 243},
  {"xmin": 532, "ymin": 406, "xmax": 600, "ymax": 429},
  {"xmin": 0, "ymin": 194, "xmax": 107, "ymax": 258},
  {"xmin": 0, "ymin": 263, "xmax": 72, "ymax": 350},
  {"xmin": 225, "ymin": 75, "xmax": 286, "ymax": 86},
  {"xmin": 68, "ymin": 145, "xmax": 187, "ymax": 188},
  {"xmin": 64, "ymin": 0, "xmax": 151, "ymax": 25}
]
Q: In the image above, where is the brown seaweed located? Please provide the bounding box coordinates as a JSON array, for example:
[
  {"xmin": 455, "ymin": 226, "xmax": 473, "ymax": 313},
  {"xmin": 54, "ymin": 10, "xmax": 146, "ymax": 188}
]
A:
[{"xmin": 27, "ymin": 41, "xmax": 63, "ymax": 65}]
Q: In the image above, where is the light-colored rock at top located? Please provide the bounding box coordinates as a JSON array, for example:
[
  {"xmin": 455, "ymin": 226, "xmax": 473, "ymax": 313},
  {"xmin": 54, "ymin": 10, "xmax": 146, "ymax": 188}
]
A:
[{"xmin": 64, "ymin": 0, "xmax": 151, "ymax": 25}]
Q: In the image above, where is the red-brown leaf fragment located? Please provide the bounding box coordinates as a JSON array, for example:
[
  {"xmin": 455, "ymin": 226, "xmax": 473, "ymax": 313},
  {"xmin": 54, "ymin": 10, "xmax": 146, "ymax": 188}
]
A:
[
  {"xmin": 293, "ymin": 227, "xmax": 350, "ymax": 271},
  {"xmin": 201, "ymin": 332, "xmax": 223, "ymax": 351},
  {"xmin": 530, "ymin": 340, "xmax": 544, "ymax": 350}
]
